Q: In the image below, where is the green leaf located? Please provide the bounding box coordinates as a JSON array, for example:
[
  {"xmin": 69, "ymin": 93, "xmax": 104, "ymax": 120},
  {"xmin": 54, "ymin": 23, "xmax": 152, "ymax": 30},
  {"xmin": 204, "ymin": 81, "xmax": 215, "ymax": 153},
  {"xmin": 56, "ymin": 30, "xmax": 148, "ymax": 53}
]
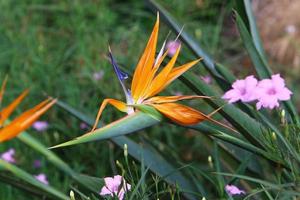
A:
[
  {"xmin": 0, "ymin": 160, "xmax": 68, "ymax": 200},
  {"xmin": 212, "ymin": 142, "xmax": 225, "ymax": 196},
  {"xmin": 234, "ymin": 0, "xmax": 266, "ymax": 57},
  {"xmin": 131, "ymin": 104, "xmax": 163, "ymax": 121},
  {"xmin": 189, "ymin": 122, "xmax": 282, "ymax": 165},
  {"xmin": 72, "ymin": 174, "xmax": 103, "ymax": 194},
  {"xmin": 235, "ymin": 11, "xmax": 271, "ymax": 79},
  {"xmin": 228, "ymin": 154, "xmax": 253, "ymax": 184},
  {"xmin": 50, "ymin": 111, "xmax": 159, "ymax": 148}
]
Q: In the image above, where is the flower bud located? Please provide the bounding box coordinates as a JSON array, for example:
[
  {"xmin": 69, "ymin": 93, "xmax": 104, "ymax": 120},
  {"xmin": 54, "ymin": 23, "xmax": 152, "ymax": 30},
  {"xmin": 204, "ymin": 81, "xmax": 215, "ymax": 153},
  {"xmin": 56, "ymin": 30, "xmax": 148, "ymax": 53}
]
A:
[
  {"xmin": 208, "ymin": 155, "xmax": 213, "ymax": 168},
  {"xmin": 124, "ymin": 144, "xmax": 128, "ymax": 158},
  {"xmin": 70, "ymin": 190, "xmax": 75, "ymax": 200}
]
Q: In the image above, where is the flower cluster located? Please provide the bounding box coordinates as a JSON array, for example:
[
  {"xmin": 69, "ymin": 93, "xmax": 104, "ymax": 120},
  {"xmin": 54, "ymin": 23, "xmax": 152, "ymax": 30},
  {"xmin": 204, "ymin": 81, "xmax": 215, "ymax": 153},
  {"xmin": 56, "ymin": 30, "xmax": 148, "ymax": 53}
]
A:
[{"xmin": 222, "ymin": 74, "xmax": 292, "ymax": 110}]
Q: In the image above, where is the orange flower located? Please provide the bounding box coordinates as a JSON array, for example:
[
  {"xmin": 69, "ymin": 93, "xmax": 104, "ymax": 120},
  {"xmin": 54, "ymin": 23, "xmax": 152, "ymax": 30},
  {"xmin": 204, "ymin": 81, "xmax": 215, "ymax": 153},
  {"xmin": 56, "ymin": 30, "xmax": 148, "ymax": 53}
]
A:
[
  {"xmin": 91, "ymin": 14, "xmax": 228, "ymax": 131},
  {"xmin": 0, "ymin": 79, "xmax": 56, "ymax": 142}
]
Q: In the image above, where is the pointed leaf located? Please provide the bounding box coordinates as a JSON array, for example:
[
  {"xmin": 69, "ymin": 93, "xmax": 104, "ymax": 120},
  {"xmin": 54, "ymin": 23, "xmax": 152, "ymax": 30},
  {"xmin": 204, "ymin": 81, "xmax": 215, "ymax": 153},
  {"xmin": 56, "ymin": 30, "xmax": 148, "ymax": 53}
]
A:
[
  {"xmin": 234, "ymin": 0, "xmax": 266, "ymax": 57},
  {"xmin": 51, "ymin": 111, "xmax": 160, "ymax": 148}
]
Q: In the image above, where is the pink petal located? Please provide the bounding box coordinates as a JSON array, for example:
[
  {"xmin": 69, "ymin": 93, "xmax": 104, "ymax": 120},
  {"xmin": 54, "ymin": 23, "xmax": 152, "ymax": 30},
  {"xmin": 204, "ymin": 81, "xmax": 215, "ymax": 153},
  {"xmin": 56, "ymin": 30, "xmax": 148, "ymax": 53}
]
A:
[
  {"xmin": 257, "ymin": 95, "xmax": 279, "ymax": 110},
  {"xmin": 277, "ymin": 88, "xmax": 292, "ymax": 101},
  {"xmin": 93, "ymin": 70, "xmax": 104, "ymax": 80},
  {"xmin": 244, "ymin": 75, "xmax": 258, "ymax": 87},
  {"xmin": 34, "ymin": 173, "xmax": 49, "ymax": 185},
  {"xmin": 118, "ymin": 189, "xmax": 125, "ymax": 200},
  {"xmin": 1, "ymin": 148, "xmax": 16, "ymax": 163},
  {"xmin": 100, "ymin": 186, "xmax": 113, "ymax": 196},
  {"xmin": 222, "ymin": 89, "xmax": 241, "ymax": 103},
  {"xmin": 200, "ymin": 75, "xmax": 212, "ymax": 84},
  {"xmin": 225, "ymin": 184, "xmax": 245, "ymax": 196},
  {"xmin": 257, "ymin": 79, "xmax": 273, "ymax": 89},
  {"xmin": 104, "ymin": 177, "xmax": 116, "ymax": 191},
  {"xmin": 231, "ymin": 79, "xmax": 245, "ymax": 90},
  {"xmin": 166, "ymin": 41, "xmax": 180, "ymax": 56},
  {"xmin": 256, "ymin": 101, "xmax": 263, "ymax": 110},
  {"xmin": 271, "ymin": 74, "xmax": 285, "ymax": 89},
  {"xmin": 32, "ymin": 121, "xmax": 49, "ymax": 132},
  {"xmin": 113, "ymin": 175, "xmax": 123, "ymax": 187}
]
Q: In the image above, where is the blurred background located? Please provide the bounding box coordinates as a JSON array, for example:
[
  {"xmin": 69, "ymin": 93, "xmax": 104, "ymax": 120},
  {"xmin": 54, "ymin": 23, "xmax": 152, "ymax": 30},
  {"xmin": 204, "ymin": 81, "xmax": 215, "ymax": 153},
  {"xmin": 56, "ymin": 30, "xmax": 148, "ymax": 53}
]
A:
[{"xmin": 0, "ymin": 0, "xmax": 299, "ymax": 199}]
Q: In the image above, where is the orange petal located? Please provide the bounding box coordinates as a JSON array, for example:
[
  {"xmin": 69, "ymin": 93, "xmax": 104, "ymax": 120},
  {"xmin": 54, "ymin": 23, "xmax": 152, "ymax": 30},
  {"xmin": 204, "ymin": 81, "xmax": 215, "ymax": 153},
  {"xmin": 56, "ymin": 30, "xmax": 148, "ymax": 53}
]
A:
[
  {"xmin": 145, "ymin": 95, "xmax": 210, "ymax": 104},
  {"xmin": 0, "ymin": 98, "xmax": 56, "ymax": 142},
  {"xmin": 131, "ymin": 14, "xmax": 159, "ymax": 102},
  {"xmin": 139, "ymin": 50, "xmax": 169, "ymax": 101},
  {"xmin": 154, "ymin": 58, "xmax": 201, "ymax": 96},
  {"xmin": 145, "ymin": 45, "xmax": 181, "ymax": 98},
  {"xmin": 168, "ymin": 58, "xmax": 202, "ymax": 83},
  {"xmin": 152, "ymin": 102, "xmax": 238, "ymax": 132},
  {"xmin": 0, "ymin": 89, "xmax": 29, "ymax": 126},
  {"xmin": 151, "ymin": 102, "xmax": 207, "ymax": 125},
  {"xmin": 91, "ymin": 98, "xmax": 128, "ymax": 132}
]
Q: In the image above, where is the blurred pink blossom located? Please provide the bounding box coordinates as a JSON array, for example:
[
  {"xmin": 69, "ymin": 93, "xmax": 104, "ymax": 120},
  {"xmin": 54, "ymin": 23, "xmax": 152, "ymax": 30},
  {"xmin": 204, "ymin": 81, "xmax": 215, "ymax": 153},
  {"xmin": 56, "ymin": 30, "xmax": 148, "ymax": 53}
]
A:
[
  {"xmin": 33, "ymin": 159, "xmax": 42, "ymax": 168},
  {"xmin": 166, "ymin": 40, "xmax": 181, "ymax": 56},
  {"xmin": 32, "ymin": 121, "xmax": 49, "ymax": 132},
  {"xmin": 100, "ymin": 175, "xmax": 131, "ymax": 200},
  {"xmin": 285, "ymin": 24, "xmax": 297, "ymax": 35},
  {"xmin": 93, "ymin": 70, "xmax": 104, "ymax": 80},
  {"xmin": 1, "ymin": 148, "xmax": 16, "ymax": 163},
  {"xmin": 200, "ymin": 75, "xmax": 212, "ymax": 84},
  {"xmin": 225, "ymin": 184, "xmax": 245, "ymax": 196},
  {"xmin": 256, "ymin": 74, "xmax": 292, "ymax": 110},
  {"xmin": 172, "ymin": 91, "xmax": 183, "ymax": 96},
  {"xmin": 80, "ymin": 122, "xmax": 89, "ymax": 130},
  {"xmin": 34, "ymin": 173, "xmax": 49, "ymax": 185},
  {"xmin": 222, "ymin": 75, "xmax": 258, "ymax": 103}
]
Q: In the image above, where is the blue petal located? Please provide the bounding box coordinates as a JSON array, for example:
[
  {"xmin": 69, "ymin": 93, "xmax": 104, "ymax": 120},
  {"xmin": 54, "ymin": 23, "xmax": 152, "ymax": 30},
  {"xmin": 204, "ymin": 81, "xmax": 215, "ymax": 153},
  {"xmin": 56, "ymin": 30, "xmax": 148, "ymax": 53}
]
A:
[
  {"xmin": 108, "ymin": 48, "xmax": 133, "ymax": 104},
  {"xmin": 108, "ymin": 51, "xmax": 128, "ymax": 81}
]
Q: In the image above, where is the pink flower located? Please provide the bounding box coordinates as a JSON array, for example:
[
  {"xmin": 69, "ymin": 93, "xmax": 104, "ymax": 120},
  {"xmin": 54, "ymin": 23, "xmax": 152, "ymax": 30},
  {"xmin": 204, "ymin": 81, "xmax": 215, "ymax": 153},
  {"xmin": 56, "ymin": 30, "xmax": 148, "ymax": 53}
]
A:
[
  {"xmin": 172, "ymin": 91, "xmax": 183, "ymax": 96},
  {"xmin": 225, "ymin": 184, "xmax": 245, "ymax": 196},
  {"xmin": 32, "ymin": 121, "xmax": 49, "ymax": 132},
  {"xmin": 256, "ymin": 74, "xmax": 292, "ymax": 110},
  {"xmin": 80, "ymin": 122, "xmax": 88, "ymax": 130},
  {"xmin": 1, "ymin": 148, "xmax": 16, "ymax": 163},
  {"xmin": 93, "ymin": 70, "xmax": 104, "ymax": 80},
  {"xmin": 222, "ymin": 75, "xmax": 258, "ymax": 103},
  {"xmin": 166, "ymin": 40, "xmax": 181, "ymax": 56},
  {"xmin": 34, "ymin": 173, "xmax": 49, "ymax": 185},
  {"xmin": 100, "ymin": 175, "xmax": 131, "ymax": 200},
  {"xmin": 33, "ymin": 159, "xmax": 42, "ymax": 168},
  {"xmin": 200, "ymin": 75, "xmax": 212, "ymax": 84}
]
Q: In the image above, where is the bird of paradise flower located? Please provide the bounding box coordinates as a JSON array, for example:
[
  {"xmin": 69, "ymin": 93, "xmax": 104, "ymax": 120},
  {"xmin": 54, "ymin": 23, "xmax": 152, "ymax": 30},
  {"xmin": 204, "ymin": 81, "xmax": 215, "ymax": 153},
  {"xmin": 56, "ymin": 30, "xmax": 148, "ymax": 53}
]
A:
[
  {"xmin": 0, "ymin": 77, "xmax": 56, "ymax": 142},
  {"xmin": 90, "ymin": 14, "xmax": 231, "ymax": 132}
]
